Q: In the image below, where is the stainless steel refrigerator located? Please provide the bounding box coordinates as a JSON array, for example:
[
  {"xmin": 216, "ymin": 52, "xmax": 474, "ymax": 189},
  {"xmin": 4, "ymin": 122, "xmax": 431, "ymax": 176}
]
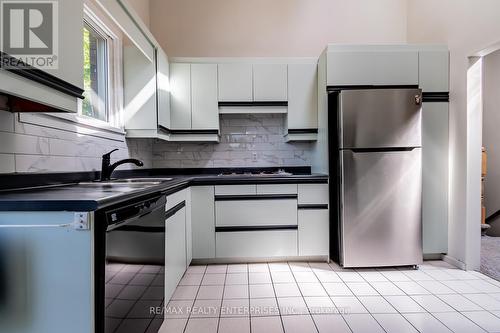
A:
[{"xmin": 329, "ymin": 88, "xmax": 423, "ymax": 267}]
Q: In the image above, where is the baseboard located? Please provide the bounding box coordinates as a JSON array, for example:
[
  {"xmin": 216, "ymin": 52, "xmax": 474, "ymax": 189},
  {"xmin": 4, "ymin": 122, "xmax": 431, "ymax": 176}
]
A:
[
  {"xmin": 443, "ymin": 254, "xmax": 467, "ymax": 270},
  {"xmin": 423, "ymin": 253, "xmax": 444, "ymax": 260},
  {"xmin": 191, "ymin": 255, "xmax": 329, "ymax": 265}
]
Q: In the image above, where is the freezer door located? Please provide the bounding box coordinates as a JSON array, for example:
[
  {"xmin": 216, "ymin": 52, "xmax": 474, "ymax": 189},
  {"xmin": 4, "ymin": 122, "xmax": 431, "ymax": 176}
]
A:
[
  {"xmin": 340, "ymin": 89, "xmax": 422, "ymax": 149},
  {"xmin": 341, "ymin": 148, "xmax": 422, "ymax": 267}
]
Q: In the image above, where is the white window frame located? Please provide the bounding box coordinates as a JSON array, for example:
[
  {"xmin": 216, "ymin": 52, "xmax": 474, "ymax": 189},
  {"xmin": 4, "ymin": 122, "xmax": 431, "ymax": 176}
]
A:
[{"xmin": 31, "ymin": 0, "xmax": 125, "ymax": 137}]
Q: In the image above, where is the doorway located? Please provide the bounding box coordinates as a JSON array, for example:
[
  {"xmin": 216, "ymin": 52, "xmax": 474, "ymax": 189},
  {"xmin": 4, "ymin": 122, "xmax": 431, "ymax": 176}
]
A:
[{"xmin": 480, "ymin": 48, "xmax": 500, "ymax": 280}]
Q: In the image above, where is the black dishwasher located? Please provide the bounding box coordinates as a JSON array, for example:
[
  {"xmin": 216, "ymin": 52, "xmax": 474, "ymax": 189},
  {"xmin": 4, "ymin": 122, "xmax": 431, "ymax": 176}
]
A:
[{"xmin": 94, "ymin": 194, "xmax": 166, "ymax": 333}]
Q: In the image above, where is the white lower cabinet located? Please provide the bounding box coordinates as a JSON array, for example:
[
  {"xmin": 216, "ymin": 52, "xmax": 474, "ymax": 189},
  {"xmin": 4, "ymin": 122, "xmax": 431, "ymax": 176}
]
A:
[
  {"xmin": 165, "ymin": 202, "xmax": 187, "ymax": 303},
  {"xmin": 256, "ymin": 184, "xmax": 297, "ymax": 194},
  {"xmin": 191, "ymin": 186, "xmax": 216, "ymax": 259},
  {"xmin": 215, "ymin": 199, "xmax": 297, "ymax": 227},
  {"xmin": 298, "ymin": 184, "xmax": 329, "ymax": 204},
  {"xmin": 298, "ymin": 209, "xmax": 329, "ymax": 256},
  {"xmin": 215, "ymin": 184, "xmax": 256, "ymax": 195},
  {"xmin": 216, "ymin": 230, "xmax": 297, "ymax": 258}
]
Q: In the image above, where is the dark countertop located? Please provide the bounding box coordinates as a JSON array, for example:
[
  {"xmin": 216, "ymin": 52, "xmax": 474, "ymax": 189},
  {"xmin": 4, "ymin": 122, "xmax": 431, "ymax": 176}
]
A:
[{"xmin": 0, "ymin": 173, "xmax": 328, "ymax": 212}]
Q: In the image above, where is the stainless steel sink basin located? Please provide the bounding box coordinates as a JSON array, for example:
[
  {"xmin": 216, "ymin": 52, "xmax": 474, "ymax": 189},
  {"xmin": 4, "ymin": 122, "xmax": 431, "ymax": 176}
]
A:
[
  {"xmin": 80, "ymin": 178, "xmax": 173, "ymax": 186},
  {"xmin": 109, "ymin": 178, "xmax": 173, "ymax": 183}
]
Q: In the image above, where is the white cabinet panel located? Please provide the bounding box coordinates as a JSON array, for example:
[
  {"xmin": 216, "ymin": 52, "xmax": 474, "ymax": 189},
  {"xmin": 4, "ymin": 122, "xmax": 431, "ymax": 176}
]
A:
[
  {"xmin": 166, "ymin": 189, "xmax": 187, "ymax": 210},
  {"xmin": 216, "ymin": 230, "xmax": 297, "ymax": 258},
  {"xmin": 191, "ymin": 64, "xmax": 219, "ymax": 130},
  {"xmin": 215, "ymin": 199, "xmax": 297, "ymax": 227},
  {"xmin": 422, "ymin": 102, "xmax": 448, "ymax": 254},
  {"xmin": 217, "ymin": 63, "xmax": 253, "ymax": 101},
  {"xmin": 157, "ymin": 48, "xmax": 171, "ymax": 129},
  {"xmin": 0, "ymin": 212, "xmax": 92, "ymax": 333},
  {"xmin": 287, "ymin": 63, "xmax": 318, "ymax": 129},
  {"xmin": 124, "ymin": 44, "xmax": 157, "ymax": 130},
  {"xmin": 298, "ymin": 184, "xmax": 329, "ymax": 205},
  {"xmin": 185, "ymin": 188, "xmax": 192, "ymax": 266},
  {"xmin": 98, "ymin": 0, "xmax": 155, "ymax": 62},
  {"xmin": 419, "ymin": 50, "xmax": 449, "ymax": 92},
  {"xmin": 170, "ymin": 63, "xmax": 191, "ymax": 129},
  {"xmin": 253, "ymin": 64, "xmax": 287, "ymax": 101},
  {"xmin": 327, "ymin": 51, "xmax": 418, "ymax": 86},
  {"xmin": 298, "ymin": 209, "xmax": 329, "ymax": 256},
  {"xmin": 191, "ymin": 186, "xmax": 216, "ymax": 259},
  {"xmin": 256, "ymin": 184, "xmax": 297, "ymax": 195},
  {"xmin": 165, "ymin": 206, "xmax": 186, "ymax": 302},
  {"xmin": 215, "ymin": 185, "xmax": 256, "ymax": 195}
]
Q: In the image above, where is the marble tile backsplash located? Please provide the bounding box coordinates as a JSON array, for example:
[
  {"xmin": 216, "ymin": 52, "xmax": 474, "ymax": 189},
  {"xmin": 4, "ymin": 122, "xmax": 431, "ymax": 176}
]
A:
[
  {"xmin": 153, "ymin": 114, "xmax": 314, "ymax": 168},
  {"xmin": 0, "ymin": 110, "xmax": 152, "ymax": 173}
]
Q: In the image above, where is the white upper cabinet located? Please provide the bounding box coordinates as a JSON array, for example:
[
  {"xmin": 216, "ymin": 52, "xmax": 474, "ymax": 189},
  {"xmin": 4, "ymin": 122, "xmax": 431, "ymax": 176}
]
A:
[
  {"xmin": 253, "ymin": 64, "xmax": 288, "ymax": 101},
  {"xmin": 218, "ymin": 63, "xmax": 253, "ymax": 101},
  {"xmin": 287, "ymin": 63, "xmax": 318, "ymax": 129},
  {"xmin": 327, "ymin": 46, "xmax": 418, "ymax": 86},
  {"xmin": 191, "ymin": 64, "xmax": 219, "ymax": 130},
  {"xmin": 170, "ymin": 63, "xmax": 192, "ymax": 130},
  {"xmin": 157, "ymin": 48, "xmax": 171, "ymax": 130},
  {"xmin": 419, "ymin": 49, "xmax": 449, "ymax": 92},
  {"xmin": 0, "ymin": 0, "xmax": 84, "ymax": 113},
  {"xmin": 123, "ymin": 43, "xmax": 157, "ymax": 130}
]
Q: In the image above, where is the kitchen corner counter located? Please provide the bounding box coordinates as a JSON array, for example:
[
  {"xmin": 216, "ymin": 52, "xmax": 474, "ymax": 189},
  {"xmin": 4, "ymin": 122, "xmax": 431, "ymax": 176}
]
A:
[{"xmin": 0, "ymin": 173, "xmax": 328, "ymax": 212}]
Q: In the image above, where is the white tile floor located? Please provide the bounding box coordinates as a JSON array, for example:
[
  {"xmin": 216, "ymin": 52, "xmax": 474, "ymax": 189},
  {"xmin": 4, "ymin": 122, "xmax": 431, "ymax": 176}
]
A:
[{"xmin": 158, "ymin": 261, "xmax": 500, "ymax": 333}]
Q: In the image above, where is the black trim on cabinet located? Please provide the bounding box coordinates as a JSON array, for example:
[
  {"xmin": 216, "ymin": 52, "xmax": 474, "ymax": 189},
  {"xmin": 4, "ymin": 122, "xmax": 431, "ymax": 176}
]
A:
[
  {"xmin": 158, "ymin": 125, "xmax": 219, "ymax": 135},
  {"xmin": 327, "ymin": 85, "xmax": 419, "ymax": 92},
  {"xmin": 0, "ymin": 52, "xmax": 85, "ymax": 99},
  {"xmin": 287, "ymin": 129, "xmax": 319, "ymax": 134},
  {"xmin": 111, "ymin": 225, "xmax": 165, "ymax": 233},
  {"xmin": 422, "ymin": 92, "xmax": 449, "ymax": 102},
  {"xmin": 298, "ymin": 204, "xmax": 328, "ymax": 210},
  {"xmin": 218, "ymin": 101, "xmax": 288, "ymax": 107},
  {"xmin": 165, "ymin": 201, "xmax": 186, "ymax": 220},
  {"xmin": 214, "ymin": 194, "xmax": 298, "ymax": 201},
  {"xmin": 215, "ymin": 225, "xmax": 298, "ymax": 232}
]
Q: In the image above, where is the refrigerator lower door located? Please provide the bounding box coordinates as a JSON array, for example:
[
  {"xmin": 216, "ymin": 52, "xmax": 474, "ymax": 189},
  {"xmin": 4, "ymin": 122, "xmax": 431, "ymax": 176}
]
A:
[{"xmin": 341, "ymin": 148, "xmax": 422, "ymax": 267}]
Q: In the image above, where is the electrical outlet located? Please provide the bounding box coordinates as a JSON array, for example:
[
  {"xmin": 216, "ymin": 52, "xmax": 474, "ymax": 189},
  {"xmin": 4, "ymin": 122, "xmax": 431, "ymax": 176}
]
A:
[
  {"xmin": 252, "ymin": 152, "xmax": 257, "ymax": 162},
  {"xmin": 73, "ymin": 212, "xmax": 90, "ymax": 230}
]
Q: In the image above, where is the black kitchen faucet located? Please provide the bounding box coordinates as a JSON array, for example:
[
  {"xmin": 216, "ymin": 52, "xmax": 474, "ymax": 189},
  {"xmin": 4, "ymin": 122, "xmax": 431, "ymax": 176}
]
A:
[{"xmin": 100, "ymin": 149, "xmax": 144, "ymax": 181}]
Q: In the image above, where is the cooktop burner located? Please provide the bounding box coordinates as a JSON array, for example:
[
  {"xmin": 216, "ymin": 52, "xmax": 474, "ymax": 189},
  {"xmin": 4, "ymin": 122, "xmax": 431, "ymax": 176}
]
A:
[{"xmin": 217, "ymin": 169, "xmax": 293, "ymax": 177}]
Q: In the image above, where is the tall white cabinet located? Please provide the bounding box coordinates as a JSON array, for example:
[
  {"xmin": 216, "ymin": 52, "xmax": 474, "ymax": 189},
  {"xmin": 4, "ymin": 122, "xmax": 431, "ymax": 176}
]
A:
[{"xmin": 170, "ymin": 63, "xmax": 192, "ymax": 130}]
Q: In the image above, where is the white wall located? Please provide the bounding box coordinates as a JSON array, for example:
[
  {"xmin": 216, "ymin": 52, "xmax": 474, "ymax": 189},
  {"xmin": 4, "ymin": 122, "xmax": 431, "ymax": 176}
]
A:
[
  {"xmin": 150, "ymin": 0, "xmax": 407, "ymax": 57},
  {"xmin": 407, "ymin": 0, "xmax": 500, "ymax": 269},
  {"xmin": 483, "ymin": 50, "xmax": 500, "ymax": 217}
]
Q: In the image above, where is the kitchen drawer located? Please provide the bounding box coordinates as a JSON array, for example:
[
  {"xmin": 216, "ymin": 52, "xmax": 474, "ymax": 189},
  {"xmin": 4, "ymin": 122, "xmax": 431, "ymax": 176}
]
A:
[
  {"xmin": 166, "ymin": 189, "xmax": 188, "ymax": 210},
  {"xmin": 214, "ymin": 185, "xmax": 256, "ymax": 195},
  {"xmin": 298, "ymin": 184, "xmax": 328, "ymax": 205},
  {"xmin": 256, "ymin": 184, "xmax": 297, "ymax": 194},
  {"xmin": 298, "ymin": 209, "xmax": 329, "ymax": 256},
  {"xmin": 215, "ymin": 198, "xmax": 297, "ymax": 226},
  {"xmin": 216, "ymin": 230, "xmax": 297, "ymax": 258}
]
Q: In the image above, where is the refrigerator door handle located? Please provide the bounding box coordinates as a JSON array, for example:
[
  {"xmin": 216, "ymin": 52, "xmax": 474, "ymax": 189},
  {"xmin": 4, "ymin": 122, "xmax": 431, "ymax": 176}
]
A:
[{"xmin": 349, "ymin": 147, "xmax": 419, "ymax": 153}]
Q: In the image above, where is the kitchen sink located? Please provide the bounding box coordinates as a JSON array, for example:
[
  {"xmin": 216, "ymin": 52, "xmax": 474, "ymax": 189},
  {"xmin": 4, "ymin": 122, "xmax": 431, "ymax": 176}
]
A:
[
  {"xmin": 80, "ymin": 178, "xmax": 173, "ymax": 186},
  {"xmin": 108, "ymin": 178, "xmax": 173, "ymax": 183}
]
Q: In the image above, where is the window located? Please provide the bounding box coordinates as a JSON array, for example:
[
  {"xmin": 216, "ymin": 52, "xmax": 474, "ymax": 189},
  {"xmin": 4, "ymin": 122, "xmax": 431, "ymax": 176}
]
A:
[
  {"xmin": 78, "ymin": 3, "xmax": 123, "ymax": 129},
  {"xmin": 83, "ymin": 22, "xmax": 108, "ymax": 121}
]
